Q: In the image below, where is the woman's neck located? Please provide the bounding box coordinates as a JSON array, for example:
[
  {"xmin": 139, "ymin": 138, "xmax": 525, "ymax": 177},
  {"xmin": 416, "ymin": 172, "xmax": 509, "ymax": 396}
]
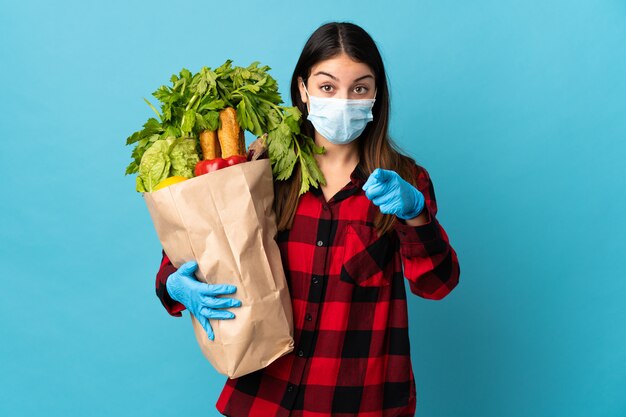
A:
[{"xmin": 313, "ymin": 133, "xmax": 359, "ymax": 170}]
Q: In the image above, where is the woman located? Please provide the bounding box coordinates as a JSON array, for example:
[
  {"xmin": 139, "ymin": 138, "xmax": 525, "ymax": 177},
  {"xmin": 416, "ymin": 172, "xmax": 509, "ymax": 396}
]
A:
[{"xmin": 156, "ymin": 21, "xmax": 460, "ymax": 417}]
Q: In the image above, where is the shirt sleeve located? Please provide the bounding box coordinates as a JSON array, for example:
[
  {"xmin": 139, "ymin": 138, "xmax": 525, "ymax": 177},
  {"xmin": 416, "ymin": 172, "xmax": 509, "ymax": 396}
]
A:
[
  {"xmin": 155, "ymin": 250, "xmax": 186, "ymax": 317},
  {"xmin": 393, "ymin": 164, "xmax": 461, "ymax": 300}
]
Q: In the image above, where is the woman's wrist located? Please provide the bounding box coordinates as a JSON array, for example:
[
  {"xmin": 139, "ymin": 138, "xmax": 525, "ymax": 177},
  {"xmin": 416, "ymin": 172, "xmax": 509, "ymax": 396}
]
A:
[{"xmin": 403, "ymin": 208, "xmax": 429, "ymax": 226}]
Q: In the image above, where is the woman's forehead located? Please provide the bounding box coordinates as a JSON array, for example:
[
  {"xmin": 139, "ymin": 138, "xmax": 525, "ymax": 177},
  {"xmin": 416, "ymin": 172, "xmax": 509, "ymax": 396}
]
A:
[{"xmin": 310, "ymin": 54, "xmax": 375, "ymax": 82}]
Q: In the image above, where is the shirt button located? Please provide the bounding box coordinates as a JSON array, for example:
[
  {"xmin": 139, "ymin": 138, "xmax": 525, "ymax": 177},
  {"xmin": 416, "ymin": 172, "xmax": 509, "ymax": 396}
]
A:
[
  {"xmin": 322, "ymin": 205, "xmax": 329, "ymax": 211},
  {"xmin": 298, "ymin": 349, "xmax": 304, "ymax": 357},
  {"xmin": 312, "ymin": 276, "xmax": 320, "ymax": 284},
  {"xmin": 305, "ymin": 313, "xmax": 312, "ymax": 321},
  {"xmin": 287, "ymin": 384, "xmax": 294, "ymax": 392},
  {"xmin": 316, "ymin": 240, "xmax": 324, "ymax": 246}
]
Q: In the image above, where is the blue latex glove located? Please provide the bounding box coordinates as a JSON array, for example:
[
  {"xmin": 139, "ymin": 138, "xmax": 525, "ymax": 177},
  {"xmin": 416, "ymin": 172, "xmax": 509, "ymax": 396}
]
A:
[
  {"xmin": 362, "ymin": 168, "xmax": 425, "ymax": 220},
  {"xmin": 166, "ymin": 261, "xmax": 242, "ymax": 341}
]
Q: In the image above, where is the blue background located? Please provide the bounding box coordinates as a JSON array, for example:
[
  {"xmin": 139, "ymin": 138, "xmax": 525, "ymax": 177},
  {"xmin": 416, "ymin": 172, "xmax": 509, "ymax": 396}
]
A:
[{"xmin": 1, "ymin": 0, "xmax": 625, "ymax": 416}]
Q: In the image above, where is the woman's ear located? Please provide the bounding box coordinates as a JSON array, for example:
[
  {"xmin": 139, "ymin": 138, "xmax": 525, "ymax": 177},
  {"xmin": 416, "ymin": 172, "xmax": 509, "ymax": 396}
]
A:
[{"xmin": 297, "ymin": 76, "xmax": 308, "ymax": 105}]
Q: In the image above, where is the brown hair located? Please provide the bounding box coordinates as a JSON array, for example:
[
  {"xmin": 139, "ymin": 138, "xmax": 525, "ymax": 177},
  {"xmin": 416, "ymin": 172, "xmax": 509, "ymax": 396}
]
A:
[{"xmin": 275, "ymin": 22, "xmax": 418, "ymax": 235}]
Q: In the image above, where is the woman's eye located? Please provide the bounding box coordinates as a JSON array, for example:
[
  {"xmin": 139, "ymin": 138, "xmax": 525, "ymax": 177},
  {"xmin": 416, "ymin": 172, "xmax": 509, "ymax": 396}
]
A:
[
  {"xmin": 354, "ymin": 86, "xmax": 369, "ymax": 94},
  {"xmin": 320, "ymin": 85, "xmax": 333, "ymax": 92}
]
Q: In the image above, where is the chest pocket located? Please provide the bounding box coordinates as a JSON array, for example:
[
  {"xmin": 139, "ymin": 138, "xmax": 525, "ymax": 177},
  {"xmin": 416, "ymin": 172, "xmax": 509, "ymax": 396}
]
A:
[{"xmin": 340, "ymin": 222, "xmax": 395, "ymax": 287}]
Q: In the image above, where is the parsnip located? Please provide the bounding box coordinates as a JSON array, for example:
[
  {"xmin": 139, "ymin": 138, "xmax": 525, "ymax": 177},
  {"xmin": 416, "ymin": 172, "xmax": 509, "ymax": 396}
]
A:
[{"xmin": 218, "ymin": 107, "xmax": 246, "ymax": 158}]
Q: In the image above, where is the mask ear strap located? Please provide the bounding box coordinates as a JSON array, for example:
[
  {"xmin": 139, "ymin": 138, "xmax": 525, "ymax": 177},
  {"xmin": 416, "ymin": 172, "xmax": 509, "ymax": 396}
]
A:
[{"xmin": 301, "ymin": 80, "xmax": 311, "ymax": 113}]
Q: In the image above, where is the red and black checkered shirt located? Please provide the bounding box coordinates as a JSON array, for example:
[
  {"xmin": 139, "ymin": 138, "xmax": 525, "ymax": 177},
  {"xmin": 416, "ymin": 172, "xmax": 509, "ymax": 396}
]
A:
[{"xmin": 155, "ymin": 163, "xmax": 460, "ymax": 417}]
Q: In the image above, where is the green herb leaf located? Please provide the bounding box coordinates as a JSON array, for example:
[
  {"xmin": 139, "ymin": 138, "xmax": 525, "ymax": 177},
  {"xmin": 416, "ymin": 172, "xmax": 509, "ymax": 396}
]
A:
[
  {"xmin": 181, "ymin": 109, "xmax": 196, "ymax": 134},
  {"xmin": 202, "ymin": 111, "xmax": 220, "ymax": 131}
]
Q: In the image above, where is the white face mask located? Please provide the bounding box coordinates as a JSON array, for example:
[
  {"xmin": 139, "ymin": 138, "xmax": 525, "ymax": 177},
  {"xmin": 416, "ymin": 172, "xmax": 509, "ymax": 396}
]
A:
[{"xmin": 302, "ymin": 81, "xmax": 376, "ymax": 145}]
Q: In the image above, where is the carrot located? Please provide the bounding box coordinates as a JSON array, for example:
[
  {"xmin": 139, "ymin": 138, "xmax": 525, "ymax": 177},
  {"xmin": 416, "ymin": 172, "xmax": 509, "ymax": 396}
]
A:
[{"xmin": 199, "ymin": 130, "xmax": 221, "ymax": 160}]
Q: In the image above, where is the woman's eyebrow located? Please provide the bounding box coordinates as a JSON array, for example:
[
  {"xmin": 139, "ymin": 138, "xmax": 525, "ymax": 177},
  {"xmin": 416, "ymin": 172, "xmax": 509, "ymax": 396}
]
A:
[
  {"xmin": 313, "ymin": 71, "xmax": 339, "ymax": 80},
  {"xmin": 313, "ymin": 71, "xmax": 374, "ymax": 82}
]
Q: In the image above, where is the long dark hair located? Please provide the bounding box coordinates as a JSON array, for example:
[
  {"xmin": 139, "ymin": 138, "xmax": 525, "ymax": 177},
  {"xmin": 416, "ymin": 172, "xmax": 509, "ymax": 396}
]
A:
[{"xmin": 275, "ymin": 22, "xmax": 418, "ymax": 235}]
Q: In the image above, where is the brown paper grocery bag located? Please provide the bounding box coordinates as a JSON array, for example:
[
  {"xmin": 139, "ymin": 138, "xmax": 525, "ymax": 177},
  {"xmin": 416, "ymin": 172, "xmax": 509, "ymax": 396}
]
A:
[{"xmin": 143, "ymin": 159, "xmax": 294, "ymax": 378}]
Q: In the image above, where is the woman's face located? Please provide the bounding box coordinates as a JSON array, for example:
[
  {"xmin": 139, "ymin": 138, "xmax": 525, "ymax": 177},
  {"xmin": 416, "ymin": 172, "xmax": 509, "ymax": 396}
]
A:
[{"xmin": 298, "ymin": 53, "xmax": 376, "ymax": 107}]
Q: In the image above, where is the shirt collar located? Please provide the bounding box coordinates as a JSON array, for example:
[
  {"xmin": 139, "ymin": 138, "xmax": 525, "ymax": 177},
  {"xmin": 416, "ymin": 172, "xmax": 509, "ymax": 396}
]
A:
[
  {"xmin": 349, "ymin": 162, "xmax": 368, "ymax": 187},
  {"xmin": 309, "ymin": 162, "xmax": 368, "ymax": 204}
]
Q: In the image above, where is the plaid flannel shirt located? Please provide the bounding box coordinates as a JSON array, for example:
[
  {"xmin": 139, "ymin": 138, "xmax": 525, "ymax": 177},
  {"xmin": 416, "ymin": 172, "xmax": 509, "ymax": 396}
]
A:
[{"xmin": 155, "ymin": 163, "xmax": 460, "ymax": 417}]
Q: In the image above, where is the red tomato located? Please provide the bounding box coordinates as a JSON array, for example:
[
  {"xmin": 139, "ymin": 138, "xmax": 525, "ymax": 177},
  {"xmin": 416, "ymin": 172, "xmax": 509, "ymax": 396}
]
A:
[
  {"xmin": 194, "ymin": 158, "xmax": 229, "ymax": 176},
  {"xmin": 225, "ymin": 155, "xmax": 247, "ymax": 166}
]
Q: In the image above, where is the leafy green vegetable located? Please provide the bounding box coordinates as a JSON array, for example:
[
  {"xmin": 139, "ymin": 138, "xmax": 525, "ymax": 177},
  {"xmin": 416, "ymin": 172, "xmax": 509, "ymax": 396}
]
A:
[
  {"xmin": 170, "ymin": 138, "xmax": 199, "ymax": 178},
  {"xmin": 136, "ymin": 139, "xmax": 173, "ymax": 192},
  {"xmin": 126, "ymin": 60, "xmax": 326, "ymax": 195}
]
